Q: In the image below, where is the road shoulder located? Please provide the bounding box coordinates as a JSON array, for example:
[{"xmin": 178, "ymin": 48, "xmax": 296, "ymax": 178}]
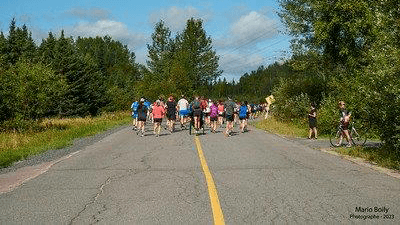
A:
[{"xmin": 259, "ymin": 129, "xmax": 400, "ymax": 180}]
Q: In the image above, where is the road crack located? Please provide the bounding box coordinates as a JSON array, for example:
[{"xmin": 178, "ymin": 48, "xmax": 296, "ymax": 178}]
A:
[{"xmin": 69, "ymin": 177, "xmax": 111, "ymax": 225}]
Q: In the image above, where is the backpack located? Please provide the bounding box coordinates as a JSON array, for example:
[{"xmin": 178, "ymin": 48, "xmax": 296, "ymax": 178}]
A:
[
  {"xmin": 193, "ymin": 100, "xmax": 201, "ymax": 109},
  {"xmin": 132, "ymin": 102, "xmax": 139, "ymax": 112},
  {"xmin": 225, "ymin": 101, "xmax": 234, "ymax": 116},
  {"xmin": 239, "ymin": 105, "xmax": 247, "ymax": 118}
]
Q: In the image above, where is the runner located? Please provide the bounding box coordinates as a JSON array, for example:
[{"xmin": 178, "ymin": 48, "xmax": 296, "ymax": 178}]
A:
[
  {"xmin": 209, "ymin": 100, "xmax": 219, "ymax": 133},
  {"xmin": 217, "ymin": 100, "xmax": 225, "ymax": 128},
  {"xmin": 144, "ymin": 98, "xmax": 152, "ymax": 121},
  {"xmin": 152, "ymin": 100, "xmax": 165, "ymax": 137},
  {"xmin": 234, "ymin": 101, "xmax": 240, "ymax": 127},
  {"xmin": 224, "ymin": 97, "xmax": 236, "ymax": 137},
  {"xmin": 191, "ymin": 96, "xmax": 202, "ymax": 134},
  {"xmin": 239, "ymin": 101, "xmax": 249, "ymax": 133},
  {"xmin": 165, "ymin": 95, "xmax": 177, "ymax": 133},
  {"xmin": 136, "ymin": 98, "xmax": 148, "ymax": 137},
  {"xmin": 131, "ymin": 99, "xmax": 139, "ymax": 130},
  {"xmin": 177, "ymin": 95, "xmax": 189, "ymax": 129},
  {"xmin": 204, "ymin": 99, "xmax": 212, "ymax": 127}
]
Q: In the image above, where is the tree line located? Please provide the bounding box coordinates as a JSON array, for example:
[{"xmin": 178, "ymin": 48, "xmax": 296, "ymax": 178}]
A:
[
  {"xmin": 0, "ymin": 18, "xmax": 222, "ymax": 131},
  {"xmin": 0, "ymin": 18, "xmax": 140, "ymax": 129},
  {"xmin": 225, "ymin": 0, "xmax": 399, "ymax": 157},
  {"xmin": 1, "ymin": 0, "xmax": 399, "ymax": 158}
]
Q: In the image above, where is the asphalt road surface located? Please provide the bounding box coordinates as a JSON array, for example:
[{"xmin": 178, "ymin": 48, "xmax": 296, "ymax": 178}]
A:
[{"xmin": 0, "ymin": 122, "xmax": 399, "ymax": 224}]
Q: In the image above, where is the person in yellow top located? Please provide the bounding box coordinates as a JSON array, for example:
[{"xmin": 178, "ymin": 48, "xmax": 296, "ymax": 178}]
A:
[{"xmin": 265, "ymin": 95, "xmax": 275, "ymax": 119}]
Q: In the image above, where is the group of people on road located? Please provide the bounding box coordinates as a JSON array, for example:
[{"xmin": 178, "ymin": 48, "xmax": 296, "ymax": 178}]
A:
[
  {"xmin": 131, "ymin": 95, "xmax": 264, "ymax": 137},
  {"xmin": 132, "ymin": 95, "xmax": 354, "ymax": 148}
]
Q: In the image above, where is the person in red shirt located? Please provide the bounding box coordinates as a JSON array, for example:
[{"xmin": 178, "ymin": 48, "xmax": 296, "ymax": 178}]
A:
[
  {"xmin": 217, "ymin": 100, "xmax": 225, "ymax": 128},
  {"xmin": 152, "ymin": 100, "xmax": 165, "ymax": 137}
]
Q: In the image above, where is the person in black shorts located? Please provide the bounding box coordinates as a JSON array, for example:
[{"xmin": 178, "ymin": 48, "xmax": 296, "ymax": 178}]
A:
[
  {"xmin": 308, "ymin": 102, "xmax": 317, "ymax": 139},
  {"xmin": 191, "ymin": 96, "xmax": 202, "ymax": 133},
  {"xmin": 137, "ymin": 98, "xmax": 148, "ymax": 137},
  {"xmin": 166, "ymin": 95, "xmax": 177, "ymax": 132},
  {"xmin": 224, "ymin": 97, "xmax": 235, "ymax": 136}
]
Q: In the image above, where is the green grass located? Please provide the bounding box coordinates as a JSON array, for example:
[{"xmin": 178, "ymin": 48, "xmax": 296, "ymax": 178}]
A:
[
  {"xmin": 334, "ymin": 146, "xmax": 400, "ymax": 171},
  {"xmin": 253, "ymin": 116, "xmax": 399, "ymax": 171},
  {"xmin": 0, "ymin": 111, "xmax": 131, "ymax": 168},
  {"xmin": 252, "ymin": 116, "xmax": 309, "ymax": 138}
]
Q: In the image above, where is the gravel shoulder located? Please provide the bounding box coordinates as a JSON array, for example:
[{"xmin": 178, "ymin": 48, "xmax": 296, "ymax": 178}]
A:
[{"xmin": 0, "ymin": 125, "xmax": 129, "ymax": 175}]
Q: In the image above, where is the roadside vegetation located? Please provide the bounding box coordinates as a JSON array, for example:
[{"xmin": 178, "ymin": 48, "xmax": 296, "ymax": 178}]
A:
[
  {"xmin": 254, "ymin": 116, "xmax": 399, "ymax": 171},
  {"xmin": 0, "ymin": 111, "xmax": 130, "ymax": 168},
  {"xmin": 1, "ymin": 1, "xmax": 399, "ymax": 169}
]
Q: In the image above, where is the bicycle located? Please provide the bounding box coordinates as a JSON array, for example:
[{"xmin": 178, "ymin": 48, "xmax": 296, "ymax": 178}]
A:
[{"xmin": 330, "ymin": 121, "xmax": 368, "ymax": 147}]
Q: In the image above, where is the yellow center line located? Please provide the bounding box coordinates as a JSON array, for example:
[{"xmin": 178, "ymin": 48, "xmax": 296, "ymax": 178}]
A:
[{"xmin": 194, "ymin": 136, "xmax": 225, "ymax": 225}]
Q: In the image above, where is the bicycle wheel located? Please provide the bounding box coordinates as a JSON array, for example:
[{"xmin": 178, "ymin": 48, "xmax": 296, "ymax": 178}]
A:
[
  {"xmin": 350, "ymin": 126, "xmax": 367, "ymax": 146},
  {"xmin": 330, "ymin": 129, "xmax": 342, "ymax": 147}
]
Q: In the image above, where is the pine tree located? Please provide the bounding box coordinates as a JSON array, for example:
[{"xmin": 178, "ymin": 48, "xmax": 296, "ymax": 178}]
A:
[
  {"xmin": 6, "ymin": 18, "xmax": 37, "ymax": 65},
  {"xmin": 176, "ymin": 18, "xmax": 222, "ymax": 91}
]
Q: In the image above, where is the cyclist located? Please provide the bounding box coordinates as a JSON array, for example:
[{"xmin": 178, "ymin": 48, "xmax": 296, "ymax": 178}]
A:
[
  {"xmin": 166, "ymin": 95, "xmax": 177, "ymax": 132},
  {"xmin": 131, "ymin": 99, "xmax": 139, "ymax": 130},
  {"xmin": 337, "ymin": 101, "xmax": 352, "ymax": 147},
  {"xmin": 137, "ymin": 98, "xmax": 148, "ymax": 137},
  {"xmin": 177, "ymin": 95, "xmax": 189, "ymax": 129},
  {"xmin": 152, "ymin": 100, "xmax": 165, "ymax": 137},
  {"xmin": 224, "ymin": 97, "xmax": 235, "ymax": 137},
  {"xmin": 191, "ymin": 96, "xmax": 202, "ymax": 134}
]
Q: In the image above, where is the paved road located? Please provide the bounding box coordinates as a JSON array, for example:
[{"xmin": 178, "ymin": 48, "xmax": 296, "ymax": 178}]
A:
[{"xmin": 0, "ymin": 122, "xmax": 399, "ymax": 224}]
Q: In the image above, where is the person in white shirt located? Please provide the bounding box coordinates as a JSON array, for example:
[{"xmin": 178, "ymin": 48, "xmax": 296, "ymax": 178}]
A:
[{"xmin": 177, "ymin": 95, "xmax": 189, "ymax": 129}]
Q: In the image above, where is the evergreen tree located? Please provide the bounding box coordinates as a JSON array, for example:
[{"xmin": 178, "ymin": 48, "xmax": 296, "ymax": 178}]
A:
[
  {"xmin": 6, "ymin": 18, "xmax": 37, "ymax": 65},
  {"xmin": 176, "ymin": 18, "xmax": 222, "ymax": 91}
]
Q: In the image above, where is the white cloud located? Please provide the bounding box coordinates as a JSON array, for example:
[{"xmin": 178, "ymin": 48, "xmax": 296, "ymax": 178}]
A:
[
  {"xmin": 149, "ymin": 6, "xmax": 212, "ymax": 32},
  {"xmin": 65, "ymin": 7, "xmax": 111, "ymax": 21},
  {"xmin": 230, "ymin": 11, "xmax": 277, "ymax": 43},
  {"xmin": 214, "ymin": 10, "xmax": 281, "ymax": 79},
  {"xmin": 66, "ymin": 20, "xmax": 147, "ymax": 50}
]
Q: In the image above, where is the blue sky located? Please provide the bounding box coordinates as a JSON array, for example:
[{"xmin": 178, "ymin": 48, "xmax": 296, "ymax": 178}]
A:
[{"xmin": 0, "ymin": 0, "xmax": 292, "ymax": 80}]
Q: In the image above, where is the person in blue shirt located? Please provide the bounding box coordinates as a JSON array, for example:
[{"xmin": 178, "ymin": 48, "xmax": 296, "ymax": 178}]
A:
[
  {"xmin": 143, "ymin": 99, "xmax": 152, "ymax": 122},
  {"xmin": 131, "ymin": 100, "xmax": 139, "ymax": 130}
]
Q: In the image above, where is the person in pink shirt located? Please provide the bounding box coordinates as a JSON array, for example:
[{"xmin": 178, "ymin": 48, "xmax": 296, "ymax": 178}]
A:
[
  {"xmin": 152, "ymin": 100, "xmax": 165, "ymax": 137},
  {"xmin": 209, "ymin": 100, "xmax": 219, "ymax": 133}
]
